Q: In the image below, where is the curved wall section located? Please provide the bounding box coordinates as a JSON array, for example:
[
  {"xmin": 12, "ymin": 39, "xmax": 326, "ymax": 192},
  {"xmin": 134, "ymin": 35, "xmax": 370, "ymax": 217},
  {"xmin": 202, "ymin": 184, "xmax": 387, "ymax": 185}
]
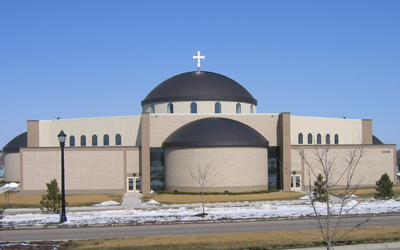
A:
[
  {"xmin": 164, "ymin": 147, "xmax": 268, "ymax": 192},
  {"xmin": 4, "ymin": 152, "xmax": 20, "ymax": 182}
]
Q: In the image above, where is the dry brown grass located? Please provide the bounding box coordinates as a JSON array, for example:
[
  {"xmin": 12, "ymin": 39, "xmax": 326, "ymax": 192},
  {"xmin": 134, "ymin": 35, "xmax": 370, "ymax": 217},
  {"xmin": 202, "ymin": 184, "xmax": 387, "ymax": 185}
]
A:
[
  {"xmin": 0, "ymin": 192, "xmax": 123, "ymax": 208},
  {"xmin": 143, "ymin": 191, "xmax": 304, "ymax": 204},
  {"xmin": 60, "ymin": 225, "xmax": 400, "ymax": 249},
  {"xmin": 334, "ymin": 184, "xmax": 400, "ymax": 198}
]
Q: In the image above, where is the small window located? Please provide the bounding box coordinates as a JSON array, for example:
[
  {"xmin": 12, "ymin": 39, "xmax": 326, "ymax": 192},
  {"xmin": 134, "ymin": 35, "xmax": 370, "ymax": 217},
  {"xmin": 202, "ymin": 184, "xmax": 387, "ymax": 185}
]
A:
[
  {"xmin": 334, "ymin": 134, "xmax": 339, "ymax": 144},
  {"xmin": 92, "ymin": 135, "xmax": 98, "ymax": 146},
  {"xmin": 215, "ymin": 102, "xmax": 221, "ymax": 113},
  {"xmin": 81, "ymin": 135, "xmax": 86, "ymax": 146},
  {"xmin": 326, "ymin": 134, "xmax": 331, "ymax": 144},
  {"xmin": 151, "ymin": 105, "xmax": 155, "ymax": 114},
  {"xmin": 250, "ymin": 105, "xmax": 253, "ymax": 114},
  {"xmin": 69, "ymin": 136, "xmax": 75, "ymax": 147},
  {"xmin": 236, "ymin": 103, "xmax": 241, "ymax": 114},
  {"xmin": 317, "ymin": 134, "xmax": 321, "ymax": 144},
  {"xmin": 298, "ymin": 133, "xmax": 303, "ymax": 144},
  {"xmin": 167, "ymin": 103, "xmax": 173, "ymax": 113},
  {"xmin": 116, "ymin": 134, "xmax": 122, "ymax": 145},
  {"xmin": 190, "ymin": 102, "xmax": 197, "ymax": 114},
  {"xmin": 308, "ymin": 133, "xmax": 312, "ymax": 144},
  {"xmin": 103, "ymin": 134, "xmax": 109, "ymax": 146}
]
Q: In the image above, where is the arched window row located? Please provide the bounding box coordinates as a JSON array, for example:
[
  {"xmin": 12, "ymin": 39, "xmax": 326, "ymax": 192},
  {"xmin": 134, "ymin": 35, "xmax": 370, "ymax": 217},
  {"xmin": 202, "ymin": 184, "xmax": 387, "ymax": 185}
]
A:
[
  {"xmin": 158, "ymin": 102, "xmax": 253, "ymax": 114},
  {"xmin": 68, "ymin": 134, "xmax": 122, "ymax": 146},
  {"xmin": 298, "ymin": 133, "xmax": 339, "ymax": 145}
]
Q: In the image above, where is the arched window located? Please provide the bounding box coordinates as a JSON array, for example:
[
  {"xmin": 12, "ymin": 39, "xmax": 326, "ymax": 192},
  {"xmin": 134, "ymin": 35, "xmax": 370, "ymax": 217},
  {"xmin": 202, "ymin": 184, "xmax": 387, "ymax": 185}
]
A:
[
  {"xmin": 308, "ymin": 133, "xmax": 313, "ymax": 144},
  {"xmin": 167, "ymin": 103, "xmax": 173, "ymax": 114},
  {"xmin": 190, "ymin": 102, "xmax": 197, "ymax": 114},
  {"xmin": 334, "ymin": 134, "xmax": 339, "ymax": 144},
  {"xmin": 236, "ymin": 103, "xmax": 241, "ymax": 114},
  {"xmin": 81, "ymin": 135, "xmax": 86, "ymax": 146},
  {"xmin": 150, "ymin": 105, "xmax": 155, "ymax": 114},
  {"xmin": 92, "ymin": 135, "xmax": 98, "ymax": 146},
  {"xmin": 103, "ymin": 134, "xmax": 109, "ymax": 146},
  {"xmin": 69, "ymin": 136, "xmax": 75, "ymax": 147},
  {"xmin": 215, "ymin": 102, "xmax": 221, "ymax": 113},
  {"xmin": 317, "ymin": 134, "xmax": 321, "ymax": 144},
  {"xmin": 250, "ymin": 105, "xmax": 253, "ymax": 114},
  {"xmin": 115, "ymin": 134, "xmax": 121, "ymax": 145},
  {"xmin": 326, "ymin": 134, "xmax": 331, "ymax": 144},
  {"xmin": 298, "ymin": 133, "xmax": 303, "ymax": 144}
]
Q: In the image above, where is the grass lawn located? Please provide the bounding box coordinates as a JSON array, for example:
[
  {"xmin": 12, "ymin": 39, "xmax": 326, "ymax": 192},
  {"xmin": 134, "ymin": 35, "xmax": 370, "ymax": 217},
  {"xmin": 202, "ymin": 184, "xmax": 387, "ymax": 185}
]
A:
[
  {"xmin": 59, "ymin": 226, "xmax": 400, "ymax": 249},
  {"xmin": 1, "ymin": 184, "xmax": 399, "ymax": 208},
  {"xmin": 0, "ymin": 192, "xmax": 123, "ymax": 208},
  {"xmin": 334, "ymin": 184, "xmax": 400, "ymax": 198}
]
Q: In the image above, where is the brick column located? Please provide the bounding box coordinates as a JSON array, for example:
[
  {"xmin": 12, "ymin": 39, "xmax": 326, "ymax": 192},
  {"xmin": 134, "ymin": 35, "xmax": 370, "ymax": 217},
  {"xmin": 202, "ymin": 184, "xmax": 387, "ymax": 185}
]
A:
[
  {"xmin": 362, "ymin": 119, "xmax": 372, "ymax": 144},
  {"xmin": 140, "ymin": 113, "xmax": 151, "ymax": 194},
  {"xmin": 278, "ymin": 112, "xmax": 292, "ymax": 191}
]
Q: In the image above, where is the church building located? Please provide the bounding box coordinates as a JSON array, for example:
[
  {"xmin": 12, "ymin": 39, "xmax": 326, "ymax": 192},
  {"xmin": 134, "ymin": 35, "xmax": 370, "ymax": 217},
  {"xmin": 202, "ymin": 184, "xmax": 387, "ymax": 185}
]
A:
[{"xmin": 3, "ymin": 53, "xmax": 397, "ymax": 194}]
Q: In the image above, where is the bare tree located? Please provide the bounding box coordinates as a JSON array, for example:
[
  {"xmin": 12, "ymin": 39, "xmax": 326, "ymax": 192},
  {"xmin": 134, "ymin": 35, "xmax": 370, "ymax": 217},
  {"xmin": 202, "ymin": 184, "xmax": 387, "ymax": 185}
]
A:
[
  {"xmin": 189, "ymin": 162, "xmax": 219, "ymax": 215},
  {"xmin": 294, "ymin": 144, "xmax": 369, "ymax": 250}
]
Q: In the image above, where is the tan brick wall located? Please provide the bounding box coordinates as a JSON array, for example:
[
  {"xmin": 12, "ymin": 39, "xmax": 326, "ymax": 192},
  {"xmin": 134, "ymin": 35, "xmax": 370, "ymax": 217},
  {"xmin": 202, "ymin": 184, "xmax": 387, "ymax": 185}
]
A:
[
  {"xmin": 164, "ymin": 147, "xmax": 268, "ymax": 192},
  {"xmin": 149, "ymin": 114, "xmax": 279, "ymax": 147},
  {"xmin": 20, "ymin": 147, "xmax": 139, "ymax": 193},
  {"xmin": 292, "ymin": 144, "xmax": 396, "ymax": 187},
  {"xmin": 291, "ymin": 116, "xmax": 363, "ymax": 145},
  {"xmin": 33, "ymin": 116, "xmax": 141, "ymax": 147}
]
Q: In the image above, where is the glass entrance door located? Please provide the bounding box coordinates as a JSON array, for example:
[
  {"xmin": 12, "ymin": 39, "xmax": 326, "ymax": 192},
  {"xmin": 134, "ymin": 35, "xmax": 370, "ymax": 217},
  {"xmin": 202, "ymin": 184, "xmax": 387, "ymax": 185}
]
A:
[
  {"xmin": 291, "ymin": 174, "xmax": 302, "ymax": 191},
  {"xmin": 127, "ymin": 177, "xmax": 141, "ymax": 193}
]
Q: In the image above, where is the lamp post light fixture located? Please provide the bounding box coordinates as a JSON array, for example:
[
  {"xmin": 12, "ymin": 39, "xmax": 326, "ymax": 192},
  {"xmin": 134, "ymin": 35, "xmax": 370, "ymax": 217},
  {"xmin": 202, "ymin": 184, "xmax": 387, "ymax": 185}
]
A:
[{"xmin": 58, "ymin": 130, "xmax": 67, "ymax": 223}]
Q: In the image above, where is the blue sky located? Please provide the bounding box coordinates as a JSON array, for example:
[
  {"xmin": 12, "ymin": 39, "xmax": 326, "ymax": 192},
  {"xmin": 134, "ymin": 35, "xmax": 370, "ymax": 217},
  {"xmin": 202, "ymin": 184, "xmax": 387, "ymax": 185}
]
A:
[{"xmin": 1, "ymin": 1, "xmax": 399, "ymax": 148}]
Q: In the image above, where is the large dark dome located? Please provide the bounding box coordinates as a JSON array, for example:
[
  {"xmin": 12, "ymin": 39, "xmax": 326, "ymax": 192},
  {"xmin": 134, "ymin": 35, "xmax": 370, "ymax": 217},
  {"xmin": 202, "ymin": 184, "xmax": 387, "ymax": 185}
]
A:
[
  {"xmin": 163, "ymin": 118, "xmax": 268, "ymax": 148},
  {"xmin": 3, "ymin": 132, "xmax": 27, "ymax": 152},
  {"xmin": 141, "ymin": 71, "xmax": 257, "ymax": 106}
]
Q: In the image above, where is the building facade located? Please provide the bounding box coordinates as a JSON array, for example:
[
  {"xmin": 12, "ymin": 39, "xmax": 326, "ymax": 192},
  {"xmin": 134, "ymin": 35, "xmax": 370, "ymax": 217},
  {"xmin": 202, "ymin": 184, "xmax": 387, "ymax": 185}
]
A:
[{"xmin": 3, "ymin": 70, "xmax": 397, "ymax": 194}]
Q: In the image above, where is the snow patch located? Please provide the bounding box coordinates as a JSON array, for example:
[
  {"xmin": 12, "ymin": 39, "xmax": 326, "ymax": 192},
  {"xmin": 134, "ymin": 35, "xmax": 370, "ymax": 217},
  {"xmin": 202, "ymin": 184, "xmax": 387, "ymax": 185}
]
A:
[{"xmin": 93, "ymin": 201, "xmax": 120, "ymax": 207}]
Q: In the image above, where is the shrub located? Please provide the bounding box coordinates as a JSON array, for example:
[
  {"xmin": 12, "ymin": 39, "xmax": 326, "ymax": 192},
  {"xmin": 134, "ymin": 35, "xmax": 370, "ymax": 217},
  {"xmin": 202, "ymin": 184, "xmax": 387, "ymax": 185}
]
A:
[
  {"xmin": 40, "ymin": 179, "xmax": 64, "ymax": 213},
  {"xmin": 313, "ymin": 174, "xmax": 328, "ymax": 202},
  {"xmin": 375, "ymin": 173, "xmax": 394, "ymax": 200}
]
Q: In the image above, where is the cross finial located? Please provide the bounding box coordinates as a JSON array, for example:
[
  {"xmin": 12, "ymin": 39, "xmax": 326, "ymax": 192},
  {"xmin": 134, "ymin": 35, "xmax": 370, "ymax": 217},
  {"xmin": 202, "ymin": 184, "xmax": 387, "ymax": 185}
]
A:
[{"xmin": 193, "ymin": 51, "xmax": 205, "ymax": 71}]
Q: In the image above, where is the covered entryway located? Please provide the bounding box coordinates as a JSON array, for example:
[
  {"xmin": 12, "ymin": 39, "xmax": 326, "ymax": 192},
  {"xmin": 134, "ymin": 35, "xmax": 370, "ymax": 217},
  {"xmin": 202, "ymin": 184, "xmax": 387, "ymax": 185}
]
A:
[
  {"xmin": 291, "ymin": 174, "xmax": 301, "ymax": 191},
  {"xmin": 127, "ymin": 177, "xmax": 141, "ymax": 192}
]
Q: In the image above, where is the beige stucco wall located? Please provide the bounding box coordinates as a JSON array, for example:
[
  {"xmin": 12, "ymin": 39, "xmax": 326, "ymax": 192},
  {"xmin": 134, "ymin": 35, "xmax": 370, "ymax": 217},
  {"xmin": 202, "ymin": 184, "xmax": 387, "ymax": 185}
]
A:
[
  {"xmin": 290, "ymin": 145, "xmax": 396, "ymax": 188},
  {"xmin": 148, "ymin": 114, "xmax": 279, "ymax": 147},
  {"xmin": 291, "ymin": 116, "xmax": 363, "ymax": 145},
  {"xmin": 4, "ymin": 152, "xmax": 20, "ymax": 182},
  {"xmin": 142, "ymin": 101, "xmax": 256, "ymax": 114},
  {"xmin": 35, "ymin": 116, "xmax": 141, "ymax": 147},
  {"xmin": 20, "ymin": 147, "xmax": 140, "ymax": 194},
  {"xmin": 164, "ymin": 147, "xmax": 268, "ymax": 192}
]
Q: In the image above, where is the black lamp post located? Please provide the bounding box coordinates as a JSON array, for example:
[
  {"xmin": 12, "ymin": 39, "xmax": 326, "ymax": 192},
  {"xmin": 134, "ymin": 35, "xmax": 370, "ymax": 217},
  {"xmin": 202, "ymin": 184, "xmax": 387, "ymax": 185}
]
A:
[{"xmin": 58, "ymin": 130, "xmax": 67, "ymax": 223}]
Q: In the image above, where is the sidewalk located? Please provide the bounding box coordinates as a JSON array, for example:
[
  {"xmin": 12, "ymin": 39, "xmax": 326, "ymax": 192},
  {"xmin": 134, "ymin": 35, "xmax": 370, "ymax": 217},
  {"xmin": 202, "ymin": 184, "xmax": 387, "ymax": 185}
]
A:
[{"xmin": 287, "ymin": 242, "xmax": 400, "ymax": 250}]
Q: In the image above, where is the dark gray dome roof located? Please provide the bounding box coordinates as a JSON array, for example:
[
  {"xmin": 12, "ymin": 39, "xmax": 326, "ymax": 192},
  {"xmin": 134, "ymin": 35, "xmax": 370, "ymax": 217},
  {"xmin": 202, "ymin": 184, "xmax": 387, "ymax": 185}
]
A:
[
  {"xmin": 3, "ymin": 132, "xmax": 27, "ymax": 152},
  {"xmin": 163, "ymin": 118, "xmax": 268, "ymax": 148},
  {"xmin": 372, "ymin": 135, "xmax": 384, "ymax": 145},
  {"xmin": 141, "ymin": 71, "xmax": 257, "ymax": 106}
]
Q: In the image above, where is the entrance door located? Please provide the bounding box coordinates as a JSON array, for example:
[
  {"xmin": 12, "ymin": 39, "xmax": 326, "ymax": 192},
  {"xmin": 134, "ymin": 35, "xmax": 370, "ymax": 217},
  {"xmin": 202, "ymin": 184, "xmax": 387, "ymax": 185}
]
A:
[
  {"xmin": 127, "ymin": 177, "xmax": 141, "ymax": 193},
  {"xmin": 291, "ymin": 174, "xmax": 302, "ymax": 191}
]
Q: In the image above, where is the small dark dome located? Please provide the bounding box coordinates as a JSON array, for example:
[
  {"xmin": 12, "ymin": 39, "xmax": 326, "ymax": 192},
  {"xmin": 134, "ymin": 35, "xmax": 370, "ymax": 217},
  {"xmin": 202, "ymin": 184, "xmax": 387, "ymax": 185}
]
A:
[
  {"xmin": 141, "ymin": 71, "xmax": 257, "ymax": 106},
  {"xmin": 3, "ymin": 132, "xmax": 27, "ymax": 152},
  {"xmin": 163, "ymin": 118, "xmax": 268, "ymax": 148}
]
